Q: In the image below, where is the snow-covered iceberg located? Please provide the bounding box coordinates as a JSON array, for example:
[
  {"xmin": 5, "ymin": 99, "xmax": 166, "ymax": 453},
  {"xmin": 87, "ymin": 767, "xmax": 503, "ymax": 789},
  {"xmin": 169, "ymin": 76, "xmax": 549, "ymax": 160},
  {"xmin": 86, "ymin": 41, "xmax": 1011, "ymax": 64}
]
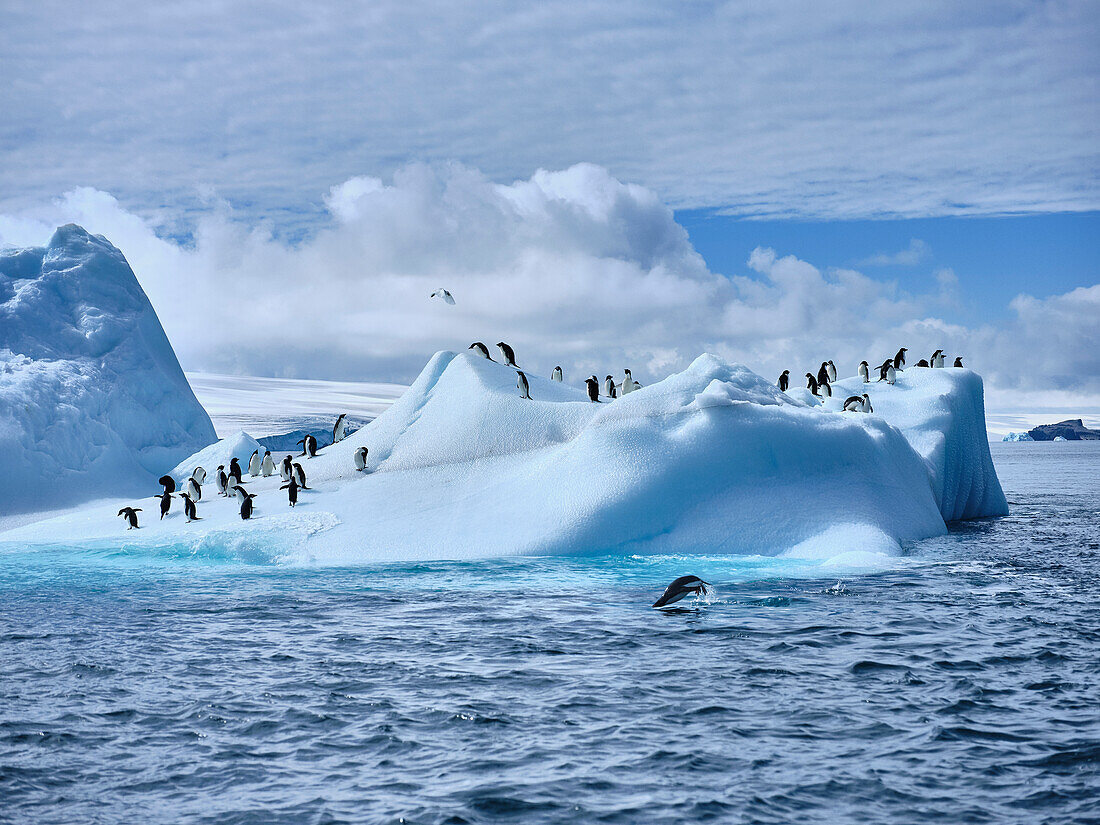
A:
[
  {"xmin": 0, "ymin": 351, "xmax": 1006, "ymax": 564},
  {"xmin": 1002, "ymin": 432, "xmax": 1035, "ymax": 442},
  {"xmin": 0, "ymin": 225, "xmax": 216, "ymax": 516}
]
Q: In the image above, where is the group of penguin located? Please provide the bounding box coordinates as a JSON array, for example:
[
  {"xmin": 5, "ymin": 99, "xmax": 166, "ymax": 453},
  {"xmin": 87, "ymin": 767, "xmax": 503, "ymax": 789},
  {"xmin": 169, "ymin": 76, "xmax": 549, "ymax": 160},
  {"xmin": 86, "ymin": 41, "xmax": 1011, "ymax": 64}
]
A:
[
  {"xmin": 117, "ymin": 414, "xmax": 372, "ymax": 530},
  {"xmin": 775, "ymin": 347, "xmax": 965, "ymax": 414},
  {"xmin": 468, "ymin": 341, "xmax": 641, "ymax": 402}
]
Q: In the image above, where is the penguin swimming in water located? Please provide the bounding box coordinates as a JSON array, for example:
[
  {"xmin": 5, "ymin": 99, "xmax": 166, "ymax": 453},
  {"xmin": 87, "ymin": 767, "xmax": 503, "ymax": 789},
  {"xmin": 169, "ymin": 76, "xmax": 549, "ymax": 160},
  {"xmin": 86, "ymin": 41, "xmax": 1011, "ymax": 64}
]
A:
[
  {"xmin": 186, "ymin": 475, "xmax": 201, "ymax": 502},
  {"xmin": 778, "ymin": 370, "xmax": 790, "ymax": 391},
  {"xmin": 248, "ymin": 449, "xmax": 261, "ymax": 477},
  {"xmin": 517, "ymin": 371, "xmax": 531, "ymax": 400},
  {"xmin": 930, "ymin": 349, "xmax": 945, "ymax": 368},
  {"xmin": 953, "ymin": 356, "xmax": 964, "ymax": 368},
  {"xmin": 260, "ymin": 450, "xmax": 275, "ymax": 477},
  {"xmin": 229, "ymin": 458, "xmax": 242, "ymax": 483},
  {"xmin": 622, "ymin": 369, "xmax": 635, "ymax": 394},
  {"xmin": 604, "ymin": 375, "xmax": 617, "ymax": 399},
  {"xmin": 496, "ymin": 341, "xmax": 517, "ymax": 366},
  {"xmin": 353, "ymin": 446, "xmax": 369, "ymax": 472},
  {"xmin": 551, "ymin": 366, "xmax": 563, "ymax": 382},
  {"xmin": 333, "ymin": 414, "xmax": 348, "ymax": 444},
  {"xmin": 180, "ymin": 492, "xmax": 200, "ymax": 522},
  {"xmin": 280, "ymin": 455, "xmax": 292, "ymax": 481},
  {"xmin": 585, "ymin": 376, "xmax": 601, "ymax": 402},
  {"xmin": 915, "ymin": 359, "xmax": 930, "ymax": 367},
  {"xmin": 806, "ymin": 373, "xmax": 820, "ymax": 396},
  {"xmin": 280, "ymin": 477, "xmax": 299, "ymax": 507},
  {"xmin": 858, "ymin": 361, "xmax": 870, "ymax": 383},
  {"xmin": 893, "ymin": 348, "xmax": 907, "ymax": 370},
  {"xmin": 469, "ymin": 342, "xmax": 492, "ymax": 359},
  {"xmin": 827, "ymin": 360, "xmax": 837, "ymax": 382},
  {"xmin": 292, "ymin": 462, "xmax": 308, "ymax": 488},
  {"xmin": 817, "ymin": 362, "xmax": 830, "ymax": 387},
  {"xmin": 191, "ymin": 467, "xmax": 206, "ymax": 485},
  {"xmin": 158, "ymin": 490, "xmax": 172, "ymax": 519},
  {"xmin": 240, "ymin": 493, "xmax": 256, "ymax": 520},
  {"xmin": 297, "ymin": 434, "xmax": 318, "ymax": 458},
  {"xmin": 652, "ymin": 575, "xmax": 710, "ymax": 608},
  {"xmin": 216, "ymin": 465, "xmax": 228, "ymax": 497},
  {"xmin": 117, "ymin": 507, "xmax": 141, "ymax": 529},
  {"xmin": 159, "ymin": 475, "xmax": 175, "ymax": 494}
]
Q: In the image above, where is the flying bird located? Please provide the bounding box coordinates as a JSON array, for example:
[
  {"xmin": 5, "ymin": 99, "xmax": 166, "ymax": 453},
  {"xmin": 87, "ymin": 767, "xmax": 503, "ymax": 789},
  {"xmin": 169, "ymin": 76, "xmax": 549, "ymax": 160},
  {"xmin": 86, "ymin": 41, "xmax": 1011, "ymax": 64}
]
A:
[{"xmin": 430, "ymin": 288, "xmax": 455, "ymax": 305}]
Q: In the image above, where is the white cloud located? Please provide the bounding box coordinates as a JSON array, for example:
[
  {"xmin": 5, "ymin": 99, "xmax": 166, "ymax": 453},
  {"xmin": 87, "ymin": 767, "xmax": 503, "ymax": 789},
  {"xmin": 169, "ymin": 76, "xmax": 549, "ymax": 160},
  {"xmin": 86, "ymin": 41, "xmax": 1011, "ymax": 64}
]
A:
[
  {"xmin": 859, "ymin": 239, "xmax": 932, "ymax": 267},
  {"xmin": 0, "ymin": 1, "xmax": 1096, "ymax": 229},
  {"xmin": 2, "ymin": 164, "xmax": 1097, "ymax": 420}
]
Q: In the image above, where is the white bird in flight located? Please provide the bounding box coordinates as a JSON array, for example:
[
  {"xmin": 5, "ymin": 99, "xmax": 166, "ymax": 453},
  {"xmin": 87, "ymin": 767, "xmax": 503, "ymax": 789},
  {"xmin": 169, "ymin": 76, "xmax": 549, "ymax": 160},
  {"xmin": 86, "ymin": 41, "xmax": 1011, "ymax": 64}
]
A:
[{"xmin": 430, "ymin": 288, "xmax": 455, "ymax": 305}]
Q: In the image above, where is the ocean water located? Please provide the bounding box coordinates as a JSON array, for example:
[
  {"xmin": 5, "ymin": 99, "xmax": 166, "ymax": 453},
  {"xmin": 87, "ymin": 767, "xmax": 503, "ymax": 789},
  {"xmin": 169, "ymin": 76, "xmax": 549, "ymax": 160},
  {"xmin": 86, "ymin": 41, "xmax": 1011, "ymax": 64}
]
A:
[{"xmin": 2, "ymin": 442, "xmax": 1098, "ymax": 824}]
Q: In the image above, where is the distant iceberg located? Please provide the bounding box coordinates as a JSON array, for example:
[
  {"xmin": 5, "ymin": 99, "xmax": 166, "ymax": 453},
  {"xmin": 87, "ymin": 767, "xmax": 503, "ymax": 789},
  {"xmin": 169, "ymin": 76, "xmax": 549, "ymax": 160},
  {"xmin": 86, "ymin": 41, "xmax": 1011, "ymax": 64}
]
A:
[
  {"xmin": 2, "ymin": 351, "xmax": 1007, "ymax": 565},
  {"xmin": 0, "ymin": 225, "xmax": 216, "ymax": 516},
  {"xmin": 1002, "ymin": 432, "xmax": 1035, "ymax": 442}
]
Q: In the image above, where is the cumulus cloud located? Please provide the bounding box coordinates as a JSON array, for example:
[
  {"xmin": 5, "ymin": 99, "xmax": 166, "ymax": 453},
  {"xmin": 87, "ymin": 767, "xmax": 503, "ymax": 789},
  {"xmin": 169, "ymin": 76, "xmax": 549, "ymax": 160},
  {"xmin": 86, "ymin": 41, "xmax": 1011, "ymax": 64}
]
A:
[{"xmin": 1, "ymin": 164, "xmax": 1097, "ymax": 416}]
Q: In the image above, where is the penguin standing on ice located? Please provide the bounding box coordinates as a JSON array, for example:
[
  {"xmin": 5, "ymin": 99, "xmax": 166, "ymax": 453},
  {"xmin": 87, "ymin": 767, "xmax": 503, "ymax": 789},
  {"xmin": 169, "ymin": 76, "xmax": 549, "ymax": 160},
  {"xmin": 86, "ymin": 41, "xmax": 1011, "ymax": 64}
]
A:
[
  {"xmin": 858, "ymin": 361, "xmax": 870, "ymax": 383},
  {"xmin": 240, "ymin": 493, "xmax": 256, "ymax": 520},
  {"xmin": 191, "ymin": 467, "xmax": 206, "ymax": 485},
  {"xmin": 585, "ymin": 376, "xmax": 601, "ymax": 402},
  {"xmin": 159, "ymin": 475, "xmax": 176, "ymax": 494},
  {"xmin": 280, "ymin": 455, "xmax": 293, "ymax": 481},
  {"xmin": 496, "ymin": 342, "xmax": 517, "ymax": 367},
  {"xmin": 353, "ymin": 446, "xmax": 369, "ymax": 472},
  {"xmin": 469, "ymin": 342, "xmax": 492, "ymax": 359},
  {"xmin": 280, "ymin": 477, "xmax": 299, "ymax": 507},
  {"xmin": 292, "ymin": 462, "xmax": 308, "ymax": 488},
  {"xmin": 333, "ymin": 414, "xmax": 348, "ymax": 444},
  {"xmin": 186, "ymin": 475, "xmax": 201, "ymax": 501},
  {"xmin": 234, "ymin": 486, "xmax": 252, "ymax": 506},
  {"xmin": 157, "ymin": 490, "xmax": 172, "ymax": 519},
  {"xmin": 622, "ymin": 369, "xmax": 635, "ymax": 394},
  {"xmin": 778, "ymin": 370, "xmax": 790, "ymax": 391},
  {"xmin": 843, "ymin": 394, "xmax": 872, "ymax": 413},
  {"xmin": 118, "ymin": 507, "xmax": 141, "ymax": 529},
  {"xmin": 885, "ymin": 362, "xmax": 897, "ymax": 384},
  {"xmin": 180, "ymin": 492, "xmax": 201, "ymax": 522},
  {"xmin": 893, "ymin": 348, "xmax": 908, "ymax": 370},
  {"xmin": 226, "ymin": 472, "xmax": 238, "ymax": 497},
  {"xmin": 806, "ymin": 373, "xmax": 820, "ymax": 396},
  {"xmin": 551, "ymin": 366, "xmax": 563, "ymax": 382},
  {"xmin": 817, "ymin": 362, "xmax": 830, "ymax": 387},
  {"xmin": 216, "ymin": 465, "xmax": 228, "ymax": 497},
  {"xmin": 297, "ymin": 434, "xmax": 318, "ymax": 458},
  {"xmin": 604, "ymin": 375, "xmax": 617, "ymax": 399},
  {"xmin": 652, "ymin": 575, "xmax": 710, "ymax": 608},
  {"xmin": 260, "ymin": 450, "xmax": 275, "ymax": 477},
  {"xmin": 248, "ymin": 449, "xmax": 261, "ymax": 477},
  {"xmin": 930, "ymin": 349, "xmax": 945, "ymax": 368},
  {"xmin": 827, "ymin": 360, "xmax": 837, "ymax": 382},
  {"xmin": 819, "ymin": 378, "xmax": 832, "ymax": 398},
  {"xmin": 517, "ymin": 371, "xmax": 531, "ymax": 400},
  {"xmin": 229, "ymin": 458, "xmax": 243, "ymax": 483},
  {"xmin": 953, "ymin": 356, "xmax": 964, "ymax": 368},
  {"xmin": 876, "ymin": 360, "xmax": 891, "ymax": 382}
]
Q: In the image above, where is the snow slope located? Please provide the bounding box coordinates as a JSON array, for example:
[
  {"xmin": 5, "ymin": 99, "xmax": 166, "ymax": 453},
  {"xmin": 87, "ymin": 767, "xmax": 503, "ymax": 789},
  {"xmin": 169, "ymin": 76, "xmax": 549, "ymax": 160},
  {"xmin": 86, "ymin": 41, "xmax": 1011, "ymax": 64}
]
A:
[
  {"xmin": 0, "ymin": 225, "xmax": 216, "ymax": 515},
  {"xmin": 0, "ymin": 350, "xmax": 1003, "ymax": 565}
]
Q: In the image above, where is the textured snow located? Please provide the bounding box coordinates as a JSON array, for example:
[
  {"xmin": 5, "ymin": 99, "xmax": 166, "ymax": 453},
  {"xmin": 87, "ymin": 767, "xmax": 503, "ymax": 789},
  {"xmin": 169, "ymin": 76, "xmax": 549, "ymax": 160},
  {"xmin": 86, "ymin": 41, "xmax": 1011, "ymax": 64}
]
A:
[
  {"xmin": 0, "ymin": 225, "xmax": 216, "ymax": 516},
  {"xmin": 1, "ymin": 350, "xmax": 1008, "ymax": 565}
]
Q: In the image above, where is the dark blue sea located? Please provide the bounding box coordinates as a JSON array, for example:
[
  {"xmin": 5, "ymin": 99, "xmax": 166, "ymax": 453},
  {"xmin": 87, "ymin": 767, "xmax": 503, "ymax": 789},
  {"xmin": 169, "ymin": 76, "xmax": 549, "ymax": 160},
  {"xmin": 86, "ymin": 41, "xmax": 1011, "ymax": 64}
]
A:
[{"xmin": 2, "ymin": 442, "xmax": 1098, "ymax": 824}]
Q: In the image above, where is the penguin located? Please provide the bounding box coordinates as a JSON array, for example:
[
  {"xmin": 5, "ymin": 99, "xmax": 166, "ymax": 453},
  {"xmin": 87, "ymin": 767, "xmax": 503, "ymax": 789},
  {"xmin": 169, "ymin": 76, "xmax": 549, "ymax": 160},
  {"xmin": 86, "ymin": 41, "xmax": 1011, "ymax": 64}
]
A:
[
  {"xmin": 158, "ymin": 490, "xmax": 172, "ymax": 519},
  {"xmin": 469, "ymin": 342, "xmax": 492, "ymax": 359},
  {"xmin": 191, "ymin": 466, "xmax": 207, "ymax": 485},
  {"xmin": 180, "ymin": 492, "xmax": 200, "ymax": 522},
  {"xmin": 862, "ymin": 393, "xmax": 873, "ymax": 413},
  {"xmin": 778, "ymin": 370, "xmax": 790, "ymax": 392},
  {"xmin": 292, "ymin": 462, "xmax": 308, "ymax": 488},
  {"xmin": 117, "ymin": 507, "xmax": 141, "ymax": 529},
  {"xmin": 604, "ymin": 374, "xmax": 617, "ymax": 399},
  {"xmin": 551, "ymin": 366, "xmax": 563, "ymax": 382},
  {"xmin": 332, "ymin": 414, "xmax": 348, "ymax": 444},
  {"xmin": 186, "ymin": 475, "xmax": 201, "ymax": 502},
  {"xmin": 226, "ymin": 473, "xmax": 238, "ymax": 497},
  {"xmin": 585, "ymin": 376, "xmax": 601, "ymax": 402},
  {"xmin": 915, "ymin": 359, "xmax": 930, "ymax": 367},
  {"xmin": 240, "ymin": 493, "xmax": 256, "ymax": 520},
  {"xmin": 876, "ymin": 360, "xmax": 891, "ymax": 382},
  {"xmin": 159, "ymin": 475, "xmax": 176, "ymax": 494},
  {"xmin": 652, "ymin": 575, "xmax": 709, "ymax": 608},
  {"xmin": 953, "ymin": 356, "xmax": 964, "ymax": 368},
  {"xmin": 280, "ymin": 455, "xmax": 293, "ymax": 482},
  {"xmin": 819, "ymin": 378, "xmax": 832, "ymax": 398},
  {"xmin": 248, "ymin": 449, "xmax": 261, "ymax": 477},
  {"xmin": 817, "ymin": 362, "xmax": 830, "ymax": 387},
  {"xmin": 858, "ymin": 361, "xmax": 870, "ymax": 383},
  {"xmin": 886, "ymin": 363, "xmax": 897, "ymax": 385},
  {"xmin": 353, "ymin": 446, "xmax": 369, "ymax": 472},
  {"xmin": 216, "ymin": 465, "xmax": 228, "ymax": 497},
  {"xmin": 622, "ymin": 369, "xmax": 635, "ymax": 394},
  {"xmin": 893, "ymin": 348, "xmax": 907, "ymax": 370},
  {"xmin": 930, "ymin": 349, "xmax": 945, "ymax": 368},
  {"xmin": 297, "ymin": 434, "xmax": 318, "ymax": 458},
  {"xmin": 827, "ymin": 360, "xmax": 837, "ymax": 382},
  {"xmin": 517, "ymin": 371, "xmax": 531, "ymax": 400},
  {"xmin": 280, "ymin": 477, "xmax": 299, "ymax": 507},
  {"xmin": 806, "ymin": 373, "xmax": 820, "ymax": 396},
  {"xmin": 496, "ymin": 341, "xmax": 517, "ymax": 367},
  {"xmin": 260, "ymin": 450, "xmax": 275, "ymax": 477},
  {"xmin": 843, "ymin": 394, "xmax": 866, "ymax": 412},
  {"xmin": 229, "ymin": 458, "xmax": 242, "ymax": 483},
  {"xmin": 429, "ymin": 288, "xmax": 455, "ymax": 305},
  {"xmin": 233, "ymin": 485, "xmax": 251, "ymax": 505}
]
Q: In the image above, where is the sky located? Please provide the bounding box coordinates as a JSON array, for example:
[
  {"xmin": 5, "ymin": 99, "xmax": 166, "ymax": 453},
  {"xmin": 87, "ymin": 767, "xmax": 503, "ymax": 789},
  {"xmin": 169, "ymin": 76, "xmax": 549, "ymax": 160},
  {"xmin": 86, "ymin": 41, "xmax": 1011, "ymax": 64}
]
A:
[{"xmin": 0, "ymin": 0, "xmax": 1097, "ymax": 431}]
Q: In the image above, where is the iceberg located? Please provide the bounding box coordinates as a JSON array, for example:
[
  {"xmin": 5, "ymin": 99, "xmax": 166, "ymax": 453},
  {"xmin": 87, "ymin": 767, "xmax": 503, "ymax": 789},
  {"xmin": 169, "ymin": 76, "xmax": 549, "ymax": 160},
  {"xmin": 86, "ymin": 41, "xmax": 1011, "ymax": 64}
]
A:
[
  {"xmin": 0, "ymin": 351, "xmax": 1006, "ymax": 564},
  {"xmin": 0, "ymin": 225, "xmax": 216, "ymax": 516},
  {"xmin": 1002, "ymin": 432, "xmax": 1035, "ymax": 442}
]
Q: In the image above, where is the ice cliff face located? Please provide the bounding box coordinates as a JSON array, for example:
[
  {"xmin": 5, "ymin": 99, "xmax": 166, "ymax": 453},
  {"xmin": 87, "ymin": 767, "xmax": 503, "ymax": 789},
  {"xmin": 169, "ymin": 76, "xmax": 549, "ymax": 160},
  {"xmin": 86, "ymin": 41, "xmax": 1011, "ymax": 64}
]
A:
[{"xmin": 0, "ymin": 225, "xmax": 216, "ymax": 515}]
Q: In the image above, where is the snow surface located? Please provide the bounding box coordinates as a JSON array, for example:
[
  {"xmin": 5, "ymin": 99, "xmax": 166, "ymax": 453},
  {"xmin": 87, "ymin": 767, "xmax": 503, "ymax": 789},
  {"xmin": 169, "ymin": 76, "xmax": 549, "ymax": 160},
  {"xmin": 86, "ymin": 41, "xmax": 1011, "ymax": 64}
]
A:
[
  {"xmin": 0, "ymin": 226, "xmax": 216, "ymax": 516},
  {"xmin": 168, "ymin": 431, "xmax": 262, "ymax": 482},
  {"xmin": 0, "ymin": 350, "xmax": 1006, "ymax": 565}
]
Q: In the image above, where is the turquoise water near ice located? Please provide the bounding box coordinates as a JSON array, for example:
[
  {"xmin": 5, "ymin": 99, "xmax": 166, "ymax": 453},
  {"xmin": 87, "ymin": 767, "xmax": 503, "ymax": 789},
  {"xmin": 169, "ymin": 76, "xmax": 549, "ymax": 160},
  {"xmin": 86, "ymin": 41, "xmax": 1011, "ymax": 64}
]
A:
[{"xmin": 1, "ymin": 442, "xmax": 1098, "ymax": 824}]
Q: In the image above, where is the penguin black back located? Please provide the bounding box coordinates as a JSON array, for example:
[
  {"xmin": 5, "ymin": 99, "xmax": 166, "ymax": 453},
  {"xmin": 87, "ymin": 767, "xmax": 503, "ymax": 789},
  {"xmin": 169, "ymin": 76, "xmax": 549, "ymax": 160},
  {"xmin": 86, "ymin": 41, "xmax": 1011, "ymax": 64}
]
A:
[{"xmin": 496, "ymin": 341, "xmax": 517, "ymax": 366}]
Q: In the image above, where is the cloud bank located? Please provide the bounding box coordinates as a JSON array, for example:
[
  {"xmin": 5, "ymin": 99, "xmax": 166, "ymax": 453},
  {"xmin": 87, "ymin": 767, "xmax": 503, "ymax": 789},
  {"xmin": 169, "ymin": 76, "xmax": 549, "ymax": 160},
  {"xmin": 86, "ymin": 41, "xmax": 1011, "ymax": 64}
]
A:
[
  {"xmin": 1, "ymin": 1, "xmax": 1097, "ymax": 228},
  {"xmin": 1, "ymin": 164, "xmax": 1096, "ymax": 419}
]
